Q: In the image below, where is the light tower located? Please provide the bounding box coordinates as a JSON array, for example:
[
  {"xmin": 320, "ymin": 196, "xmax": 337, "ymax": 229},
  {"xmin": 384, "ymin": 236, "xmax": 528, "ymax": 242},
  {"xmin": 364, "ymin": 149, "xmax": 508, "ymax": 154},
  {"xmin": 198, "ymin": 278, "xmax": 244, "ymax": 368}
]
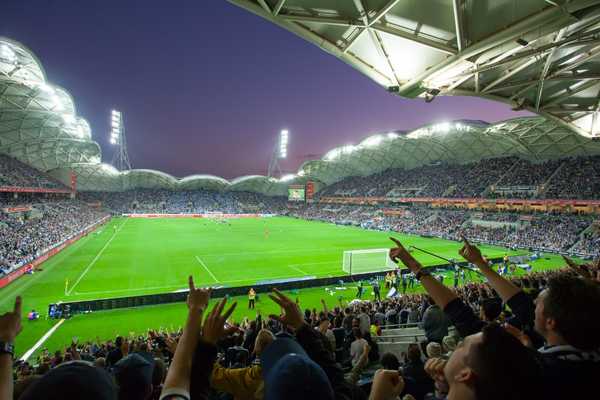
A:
[
  {"xmin": 109, "ymin": 110, "xmax": 132, "ymax": 171},
  {"xmin": 268, "ymin": 129, "xmax": 288, "ymax": 178}
]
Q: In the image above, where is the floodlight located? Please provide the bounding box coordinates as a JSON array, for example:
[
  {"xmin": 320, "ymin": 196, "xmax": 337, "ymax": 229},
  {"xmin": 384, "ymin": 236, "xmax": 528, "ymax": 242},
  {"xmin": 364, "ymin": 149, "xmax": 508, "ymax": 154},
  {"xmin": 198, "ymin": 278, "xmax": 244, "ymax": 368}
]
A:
[
  {"xmin": 387, "ymin": 132, "xmax": 398, "ymax": 139},
  {"xmin": 110, "ymin": 138, "xmax": 116, "ymax": 144},
  {"xmin": 278, "ymin": 129, "xmax": 289, "ymax": 158}
]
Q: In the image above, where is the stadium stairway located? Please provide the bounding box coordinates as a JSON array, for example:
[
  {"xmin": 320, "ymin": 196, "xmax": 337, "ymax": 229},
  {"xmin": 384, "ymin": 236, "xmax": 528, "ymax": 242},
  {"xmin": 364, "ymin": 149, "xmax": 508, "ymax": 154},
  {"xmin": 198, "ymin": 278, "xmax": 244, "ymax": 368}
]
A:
[{"xmin": 375, "ymin": 325, "xmax": 457, "ymax": 357}]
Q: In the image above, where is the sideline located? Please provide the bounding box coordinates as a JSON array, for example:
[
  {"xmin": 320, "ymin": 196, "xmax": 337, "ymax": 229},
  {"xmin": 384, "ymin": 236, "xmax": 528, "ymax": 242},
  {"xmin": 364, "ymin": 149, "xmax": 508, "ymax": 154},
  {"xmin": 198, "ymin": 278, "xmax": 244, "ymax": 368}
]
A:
[
  {"xmin": 20, "ymin": 318, "xmax": 66, "ymax": 362},
  {"xmin": 67, "ymin": 219, "xmax": 129, "ymax": 295}
]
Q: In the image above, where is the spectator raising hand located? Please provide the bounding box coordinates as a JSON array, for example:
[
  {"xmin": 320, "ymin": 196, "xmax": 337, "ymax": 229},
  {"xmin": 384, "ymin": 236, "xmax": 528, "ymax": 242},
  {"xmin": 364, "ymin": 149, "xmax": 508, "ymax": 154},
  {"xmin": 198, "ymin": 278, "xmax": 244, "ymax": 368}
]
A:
[
  {"xmin": 458, "ymin": 236, "xmax": 487, "ymax": 267},
  {"xmin": 201, "ymin": 297, "xmax": 237, "ymax": 345},
  {"xmin": 389, "ymin": 237, "xmax": 422, "ymax": 272},
  {"xmin": 0, "ymin": 296, "xmax": 22, "ymax": 400},
  {"xmin": 268, "ymin": 288, "xmax": 305, "ymax": 329},
  {"xmin": 0, "ymin": 296, "xmax": 22, "ymax": 343}
]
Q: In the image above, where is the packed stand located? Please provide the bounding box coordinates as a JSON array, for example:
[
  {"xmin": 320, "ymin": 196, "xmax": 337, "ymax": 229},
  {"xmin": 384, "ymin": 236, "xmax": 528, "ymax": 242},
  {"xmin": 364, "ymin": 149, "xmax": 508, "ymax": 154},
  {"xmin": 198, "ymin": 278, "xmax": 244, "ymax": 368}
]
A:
[
  {"xmin": 0, "ymin": 155, "xmax": 64, "ymax": 189},
  {"xmin": 290, "ymin": 204, "xmax": 596, "ymax": 257},
  {"xmin": 543, "ymin": 155, "xmax": 600, "ymax": 199},
  {"xmin": 0, "ymin": 196, "xmax": 108, "ymax": 274},
  {"xmin": 82, "ymin": 190, "xmax": 288, "ymax": 215},
  {"xmin": 317, "ymin": 155, "xmax": 600, "ymax": 200}
]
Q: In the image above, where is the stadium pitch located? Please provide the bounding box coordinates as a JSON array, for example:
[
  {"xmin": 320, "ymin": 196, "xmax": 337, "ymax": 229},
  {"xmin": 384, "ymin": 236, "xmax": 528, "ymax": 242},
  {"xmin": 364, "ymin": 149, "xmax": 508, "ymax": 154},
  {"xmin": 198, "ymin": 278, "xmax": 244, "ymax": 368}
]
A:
[{"xmin": 0, "ymin": 216, "xmax": 556, "ymax": 357}]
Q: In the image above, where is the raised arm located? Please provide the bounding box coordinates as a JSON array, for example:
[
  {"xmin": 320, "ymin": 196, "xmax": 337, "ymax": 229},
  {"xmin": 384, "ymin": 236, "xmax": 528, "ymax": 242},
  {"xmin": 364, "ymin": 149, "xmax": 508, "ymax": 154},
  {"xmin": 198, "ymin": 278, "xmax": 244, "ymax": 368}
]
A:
[
  {"xmin": 0, "ymin": 296, "xmax": 22, "ymax": 400},
  {"xmin": 161, "ymin": 276, "xmax": 210, "ymax": 399},
  {"xmin": 459, "ymin": 237, "xmax": 521, "ymax": 301},
  {"xmin": 389, "ymin": 238, "xmax": 484, "ymax": 337},
  {"xmin": 389, "ymin": 238, "xmax": 457, "ymax": 309}
]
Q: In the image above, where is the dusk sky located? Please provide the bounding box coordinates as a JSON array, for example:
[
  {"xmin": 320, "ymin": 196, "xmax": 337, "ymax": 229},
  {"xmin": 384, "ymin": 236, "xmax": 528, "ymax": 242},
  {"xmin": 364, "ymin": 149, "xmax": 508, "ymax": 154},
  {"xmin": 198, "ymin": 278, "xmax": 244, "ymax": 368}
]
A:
[{"xmin": 1, "ymin": 1, "xmax": 533, "ymax": 179}]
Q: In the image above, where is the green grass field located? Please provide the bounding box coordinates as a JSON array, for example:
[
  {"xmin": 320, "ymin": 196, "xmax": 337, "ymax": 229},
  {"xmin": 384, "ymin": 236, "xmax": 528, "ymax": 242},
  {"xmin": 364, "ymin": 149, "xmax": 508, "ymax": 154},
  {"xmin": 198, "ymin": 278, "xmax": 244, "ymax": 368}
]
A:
[{"xmin": 0, "ymin": 216, "xmax": 570, "ymax": 358}]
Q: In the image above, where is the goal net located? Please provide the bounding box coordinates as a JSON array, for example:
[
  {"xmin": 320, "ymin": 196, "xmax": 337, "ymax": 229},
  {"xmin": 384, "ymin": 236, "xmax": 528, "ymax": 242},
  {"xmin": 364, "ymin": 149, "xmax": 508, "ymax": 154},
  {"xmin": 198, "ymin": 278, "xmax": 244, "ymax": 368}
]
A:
[{"xmin": 343, "ymin": 248, "xmax": 398, "ymax": 275}]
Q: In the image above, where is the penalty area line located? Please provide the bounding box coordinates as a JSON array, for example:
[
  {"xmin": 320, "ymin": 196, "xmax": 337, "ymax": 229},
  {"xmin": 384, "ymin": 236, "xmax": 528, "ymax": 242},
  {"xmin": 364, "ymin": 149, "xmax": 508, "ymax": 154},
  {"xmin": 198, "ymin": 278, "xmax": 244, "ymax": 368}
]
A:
[
  {"xmin": 20, "ymin": 318, "xmax": 66, "ymax": 362},
  {"xmin": 195, "ymin": 256, "xmax": 220, "ymax": 283}
]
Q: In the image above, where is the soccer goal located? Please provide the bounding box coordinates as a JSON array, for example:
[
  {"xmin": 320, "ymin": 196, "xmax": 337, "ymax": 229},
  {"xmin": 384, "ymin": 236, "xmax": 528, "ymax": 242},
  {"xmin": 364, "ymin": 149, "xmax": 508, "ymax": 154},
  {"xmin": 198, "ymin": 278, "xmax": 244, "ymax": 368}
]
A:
[{"xmin": 343, "ymin": 248, "xmax": 398, "ymax": 275}]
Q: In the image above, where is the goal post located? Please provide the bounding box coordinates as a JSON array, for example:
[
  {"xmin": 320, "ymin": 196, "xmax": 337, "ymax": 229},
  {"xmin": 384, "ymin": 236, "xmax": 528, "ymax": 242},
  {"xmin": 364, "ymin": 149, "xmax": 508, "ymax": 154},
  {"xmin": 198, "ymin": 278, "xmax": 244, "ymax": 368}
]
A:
[{"xmin": 343, "ymin": 248, "xmax": 398, "ymax": 275}]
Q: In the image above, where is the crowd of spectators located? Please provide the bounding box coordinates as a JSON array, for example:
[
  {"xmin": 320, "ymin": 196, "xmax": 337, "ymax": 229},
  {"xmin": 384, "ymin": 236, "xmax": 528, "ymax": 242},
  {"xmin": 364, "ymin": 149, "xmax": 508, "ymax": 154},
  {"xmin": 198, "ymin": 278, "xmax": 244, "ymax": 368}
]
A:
[
  {"xmin": 291, "ymin": 204, "xmax": 597, "ymax": 257},
  {"xmin": 543, "ymin": 155, "xmax": 600, "ymax": 199},
  {"xmin": 3, "ymin": 241, "xmax": 599, "ymax": 400},
  {"xmin": 0, "ymin": 155, "xmax": 64, "ymax": 189},
  {"xmin": 318, "ymin": 155, "xmax": 600, "ymax": 200},
  {"xmin": 0, "ymin": 197, "xmax": 108, "ymax": 275},
  {"xmin": 81, "ymin": 190, "xmax": 288, "ymax": 215}
]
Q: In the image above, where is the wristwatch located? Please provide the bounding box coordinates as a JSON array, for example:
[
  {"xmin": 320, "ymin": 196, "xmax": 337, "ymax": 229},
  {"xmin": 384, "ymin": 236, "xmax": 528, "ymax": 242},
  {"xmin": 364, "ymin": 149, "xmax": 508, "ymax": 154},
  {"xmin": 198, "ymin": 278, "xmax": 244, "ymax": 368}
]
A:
[
  {"xmin": 0, "ymin": 341, "xmax": 14, "ymax": 357},
  {"xmin": 415, "ymin": 270, "xmax": 431, "ymax": 281}
]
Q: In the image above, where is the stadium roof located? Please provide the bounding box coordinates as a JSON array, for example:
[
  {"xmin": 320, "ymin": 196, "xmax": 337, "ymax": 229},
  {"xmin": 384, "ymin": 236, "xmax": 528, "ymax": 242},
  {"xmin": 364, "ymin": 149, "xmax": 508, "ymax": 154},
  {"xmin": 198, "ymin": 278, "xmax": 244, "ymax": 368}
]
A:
[
  {"xmin": 228, "ymin": 0, "xmax": 600, "ymax": 139},
  {"xmin": 2, "ymin": 36, "xmax": 600, "ymax": 194}
]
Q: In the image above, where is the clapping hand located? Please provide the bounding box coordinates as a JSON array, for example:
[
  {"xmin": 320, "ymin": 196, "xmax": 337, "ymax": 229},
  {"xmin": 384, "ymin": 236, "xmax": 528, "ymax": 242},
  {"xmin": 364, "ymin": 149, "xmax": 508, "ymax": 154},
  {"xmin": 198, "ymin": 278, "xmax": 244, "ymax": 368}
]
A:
[
  {"xmin": 389, "ymin": 238, "xmax": 422, "ymax": 272},
  {"xmin": 0, "ymin": 296, "xmax": 22, "ymax": 343}
]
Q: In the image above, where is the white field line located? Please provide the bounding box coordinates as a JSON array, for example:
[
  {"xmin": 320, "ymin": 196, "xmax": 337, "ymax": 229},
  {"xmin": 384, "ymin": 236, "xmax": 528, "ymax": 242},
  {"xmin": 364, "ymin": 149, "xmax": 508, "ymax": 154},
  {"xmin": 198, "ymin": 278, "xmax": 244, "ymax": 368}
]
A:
[
  {"xmin": 71, "ymin": 267, "xmax": 346, "ymax": 297},
  {"xmin": 20, "ymin": 319, "xmax": 65, "ymax": 361},
  {"xmin": 288, "ymin": 264, "xmax": 308, "ymax": 275},
  {"xmin": 195, "ymin": 256, "xmax": 220, "ymax": 283},
  {"xmin": 196, "ymin": 245, "xmax": 383, "ymax": 258},
  {"xmin": 67, "ymin": 219, "xmax": 128, "ymax": 296}
]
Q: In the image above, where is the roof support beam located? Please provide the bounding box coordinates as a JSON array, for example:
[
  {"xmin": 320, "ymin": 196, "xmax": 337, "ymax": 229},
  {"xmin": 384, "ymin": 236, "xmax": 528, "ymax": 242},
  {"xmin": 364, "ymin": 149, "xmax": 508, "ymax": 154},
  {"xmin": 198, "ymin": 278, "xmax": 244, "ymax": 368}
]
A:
[
  {"xmin": 396, "ymin": 4, "xmax": 579, "ymax": 96},
  {"xmin": 487, "ymin": 73, "xmax": 600, "ymax": 93},
  {"xmin": 257, "ymin": 0, "xmax": 271, "ymax": 13},
  {"xmin": 511, "ymin": 44, "xmax": 600, "ymax": 99},
  {"xmin": 272, "ymin": 0, "xmax": 286, "ymax": 16},
  {"xmin": 452, "ymin": 0, "xmax": 465, "ymax": 52},
  {"xmin": 541, "ymin": 80, "xmax": 600, "ymax": 108},
  {"xmin": 535, "ymin": 29, "xmax": 566, "ymax": 110},
  {"xmin": 371, "ymin": 22, "xmax": 457, "ymax": 55},
  {"xmin": 368, "ymin": 0, "xmax": 401, "ymax": 26},
  {"xmin": 279, "ymin": 14, "xmax": 365, "ymax": 28},
  {"xmin": 481, "ymin": 57, "xmax": 538, "ymax": 93}
]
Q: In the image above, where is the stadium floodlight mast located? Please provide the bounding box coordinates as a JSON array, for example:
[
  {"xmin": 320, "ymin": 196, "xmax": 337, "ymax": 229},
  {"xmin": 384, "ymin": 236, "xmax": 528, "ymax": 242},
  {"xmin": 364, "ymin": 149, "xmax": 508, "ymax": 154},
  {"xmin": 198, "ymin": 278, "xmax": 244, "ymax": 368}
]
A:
[
  {"xmin": 268, "ymin": 129, "xmax": 289, "ymax": 178},
  {"xmin": 110, "ymin": 109, "xmax": 132, "ymax": 171}
]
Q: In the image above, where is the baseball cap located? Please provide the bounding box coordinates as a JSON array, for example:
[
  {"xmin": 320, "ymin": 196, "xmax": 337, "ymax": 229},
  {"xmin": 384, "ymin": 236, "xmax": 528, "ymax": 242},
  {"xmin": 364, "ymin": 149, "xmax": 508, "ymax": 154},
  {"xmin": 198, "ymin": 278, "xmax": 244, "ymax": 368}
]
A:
[{"xmin": 261, "ymin": 338, "xmax": 334, "ymax": 400}]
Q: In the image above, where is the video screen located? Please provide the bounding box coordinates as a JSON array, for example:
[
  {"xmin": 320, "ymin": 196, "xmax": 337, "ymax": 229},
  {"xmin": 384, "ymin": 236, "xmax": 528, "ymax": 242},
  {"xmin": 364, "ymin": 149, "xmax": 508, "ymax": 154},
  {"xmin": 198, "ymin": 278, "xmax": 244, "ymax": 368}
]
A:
[{"xmin": 288, "ymin": 188, "xmax": 305, "ymax": 202}]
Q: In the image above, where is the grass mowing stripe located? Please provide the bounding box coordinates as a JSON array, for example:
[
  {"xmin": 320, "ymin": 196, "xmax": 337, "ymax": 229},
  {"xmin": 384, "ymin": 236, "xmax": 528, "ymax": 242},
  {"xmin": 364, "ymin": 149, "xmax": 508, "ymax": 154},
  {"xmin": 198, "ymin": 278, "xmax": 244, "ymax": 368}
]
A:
[
  {"xmin": 67, "ymin": 219, "xmax": 128, "ymax": 295},
  {"xmin": 194, "ymin": 256, "xmax": 220, "ymax": 283}
]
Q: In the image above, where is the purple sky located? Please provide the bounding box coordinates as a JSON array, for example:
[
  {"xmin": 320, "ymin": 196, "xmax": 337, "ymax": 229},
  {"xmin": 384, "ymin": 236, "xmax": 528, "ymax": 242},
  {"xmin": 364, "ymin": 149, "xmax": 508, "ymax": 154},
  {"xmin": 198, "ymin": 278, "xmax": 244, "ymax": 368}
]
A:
[{"xmin": 1, "ymin": 1, "xmax": 532, "ymax": 179}]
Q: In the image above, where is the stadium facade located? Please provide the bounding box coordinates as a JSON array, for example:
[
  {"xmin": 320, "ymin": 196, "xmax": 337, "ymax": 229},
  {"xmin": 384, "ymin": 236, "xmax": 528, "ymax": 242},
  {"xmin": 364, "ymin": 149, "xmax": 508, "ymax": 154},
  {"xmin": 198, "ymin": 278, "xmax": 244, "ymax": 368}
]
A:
[{"xmin": 2, "ymin": 36, "xmax": 600, "ymax": 195}]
